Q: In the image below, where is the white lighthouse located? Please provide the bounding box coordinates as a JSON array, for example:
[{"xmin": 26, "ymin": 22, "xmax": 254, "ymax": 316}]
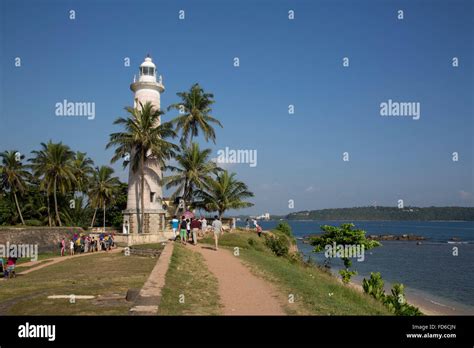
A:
[{"xmin": 122, "ymin": 55, "xmax": 168, "ymax": 239}]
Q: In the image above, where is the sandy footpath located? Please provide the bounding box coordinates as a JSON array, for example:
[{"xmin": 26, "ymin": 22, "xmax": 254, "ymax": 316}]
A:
[{"xmin": 187, "ymin": 244, "xmax": 286, "ymax": 315}]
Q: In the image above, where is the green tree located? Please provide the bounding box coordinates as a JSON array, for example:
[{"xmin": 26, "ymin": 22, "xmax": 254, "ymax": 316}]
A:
[
  {"xmin": 71, "ymin": 151, "xmax": 94, "ymax": 195},
  {"xmin": 310, "ymin": 223, "xmax": 381, "ymax": 283},
  {"xmin": 194, "ymin": 170, "xmax": 254, "ymax": 218},
  {"xmin": 163, "ymin": 142, "xmax": 221, "ymax": 212},
  {"xmin": 60, "ymin": 196, "xmax": 92, "ymax": 228},
  {"xmin": 0, "ymin": 150, "xmax": 31, "ymax": 225},
  {"xmin": 106, "ymin": 101, "xmax": 177, "ymax": 232},
  {"xmin": 106, "ymin": 182, "xmax": 128, "ymax": 229},
  {"xmin": 168, "ymin": 83, "xmax": 223, "ymax": 146},
  {"xmin": 29, "ymin": 141, "xmax": 76, "ymax": 226},
  {"xmin": 88, "ymin": 166, "xmax": 121, "ymax": 230}
]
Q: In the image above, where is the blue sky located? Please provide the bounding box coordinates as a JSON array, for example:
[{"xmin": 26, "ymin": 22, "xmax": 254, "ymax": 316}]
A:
[{"xmin": 1, "ymin": 0, "xmax": 473, "ymax": 215}]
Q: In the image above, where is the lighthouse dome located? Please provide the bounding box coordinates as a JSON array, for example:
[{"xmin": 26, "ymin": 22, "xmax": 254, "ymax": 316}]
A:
[{"xmin": 140, "ymin": 56, "xmax": 156, "ymax": 69}]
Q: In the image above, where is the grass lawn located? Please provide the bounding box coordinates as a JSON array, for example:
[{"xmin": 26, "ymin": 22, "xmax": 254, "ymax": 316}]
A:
[
  {"xmin": 158, "ymin": 243, "xmax": 222, "ymax": 315},
  {"xmin": 0, "ymin": 252, "xmax": 156, "ymax": 315},
  {"xmin": 201, "ymin": 231, "xmax": 390, "ymax": 315},
  {"xmin": 15, "ymin": 251, "xmax": 60, "ymax": 265}
]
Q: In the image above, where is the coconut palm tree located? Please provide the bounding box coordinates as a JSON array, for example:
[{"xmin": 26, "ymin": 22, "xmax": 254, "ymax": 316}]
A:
[
  {"xmin": 71, "ymin": 151, "xmax": 94, "ymax": 195},
  {"xmin": 88, "ymin": 166, "xmax": 121, "ymax": 230},
  {"xmin": 60, "ymin": 196, "xmax": 90, "ymax": 227},
  {"xmin": 29, "ymin": 141, "xmax": 76, "ymax": 226},
  {"xmin": 0, "ymin": 150, "xmax": 31, "ymax": 225},
  {"xmin": 194, "ymin": 170, "xmax": 254, "ymax": 218},
  {"xmin": 163, "ymin": 142, "xmax": 221, "ymax": 212},
  {"xmin": 168, "ymin": 83, "xmax": 223, "ymax": 146},
  {"xmin": 107, "ymin": 101, "xmax": 178, "ymax": 232}
]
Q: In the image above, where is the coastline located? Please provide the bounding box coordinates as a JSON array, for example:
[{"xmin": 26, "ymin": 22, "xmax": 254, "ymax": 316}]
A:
[{"xmin": 345, "ymin": 275, "xmax": 474, "ymax": 316}]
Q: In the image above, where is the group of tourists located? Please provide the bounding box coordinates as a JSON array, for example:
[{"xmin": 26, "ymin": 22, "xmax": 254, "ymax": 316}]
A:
[
  {"xmin": 170, "ymin": 215, "xmax": 223, "ymax": 250},
  {"xmin": 0, "ymin": 256, "xmax": 17, "ymax": 279},
  {"xmin": 245, "ymin": 218, "xmax": 263, "ymax": 237},
  {"xmin": 60, "ymin": 232, "xmax": 115, "ymax": 256}
]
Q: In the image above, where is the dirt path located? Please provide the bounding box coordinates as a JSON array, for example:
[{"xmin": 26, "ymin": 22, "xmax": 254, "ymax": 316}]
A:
[
  {"xmin": 14, "ymin": 248, "xmax": 123, "ymax": 276},
  {"xmin": 187, "ymin": 244, "xmax": 286, "ymax": 315}
]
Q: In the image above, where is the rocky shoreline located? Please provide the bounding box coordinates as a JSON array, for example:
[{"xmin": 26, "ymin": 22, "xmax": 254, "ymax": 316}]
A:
[
  {"xmin": 301, "ymin": 233, "xmax": 426, "ymax": 243},
  {"xmin": 367, "ymin": 234, "xmax": 426, "ymax": 241}
]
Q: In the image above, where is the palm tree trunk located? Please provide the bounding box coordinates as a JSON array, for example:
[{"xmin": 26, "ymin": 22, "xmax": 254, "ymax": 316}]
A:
[
  {"xmin": 46, "ymin": 192, "xmax": 52, "ymax": 227},
  {"xmin": 90, "ymin": 207, "xmax": 97, "ymax": 227},
  {"xmin": 53, "ymin": 177, "xmax": 62, "ymax": 226},
  {"xmin": 13, "ymin": 191, "xmax": 25, "ymax": 225},
  {"xmin": 140, "ymin": 151, "xmax": 145, "ymax": 234},
  {"xmin": 103, "ymin": 201, "xmax": 106, "ymax": 232}
]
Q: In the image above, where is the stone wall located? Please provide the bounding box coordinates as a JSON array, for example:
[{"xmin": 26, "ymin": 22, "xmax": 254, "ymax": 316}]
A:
[
  {"xmin": 113, "ymin": 231, "xmax": 174, "ymax": 246},
  {"xmin": 0, "ymin": 227, "xmax": 85, "ymax": 253}
]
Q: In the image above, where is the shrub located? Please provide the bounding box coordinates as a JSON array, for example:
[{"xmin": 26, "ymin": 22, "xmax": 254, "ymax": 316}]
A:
[
  {"xmin": 362, "ymin": 273, "xmax": 423, "ymax": 316},
  {"xmin": 25, "ymin": 219, "xmax": 42, "ymax": 226},
  {"xmin": 287, "ymin": 251, "xmax": 303, "ymax": 264},
  {"xmin": 339, "ymin": 269, "xmax": 357, "ymax": 284},
  {"xmin": 275, "ymin": 221, "xmax": 293, "ymax": 237},
  {"xmin": 362, "ymin": 272, "xmax": 386, "ymax": 301},
  {"xmin": 384, "ymin": 283, "xmax": 423, "ymax": 316},
  {"xmin": 264, "ymin": 234, "xmax": 289, "ymax": 257}
]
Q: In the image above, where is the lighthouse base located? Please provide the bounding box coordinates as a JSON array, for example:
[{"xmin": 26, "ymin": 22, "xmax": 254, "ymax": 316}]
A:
[{"xmin": 120, "ymin": 209, "xmax": 174, "ymax": 246}]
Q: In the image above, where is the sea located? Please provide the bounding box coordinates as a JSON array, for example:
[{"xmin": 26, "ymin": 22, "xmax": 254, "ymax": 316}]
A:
[{"xmin": 236, "ymin": 220, "xmax": 474, "ymax": 314}]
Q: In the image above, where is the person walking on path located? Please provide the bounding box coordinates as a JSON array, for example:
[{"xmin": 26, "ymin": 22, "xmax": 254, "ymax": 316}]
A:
[
  {"xmin": 200, "ymin": 216, "xmax": 207, "ymax": 236},
  {"xmin": 171, "ymin": 215, "xmax": 179, "ymax": 240},
  {"xmin": 212, "ymin": 215, "xmax": 223, "ymax": 251},
  {"xmin": 186, "ymin": 219, "xmax": 191, "ymax": 242},
  {"xmin": 191, "ymin": 217, "xmax": 201, "ymax": 245},
  {"xmin": 179, "ymin": 216, "xmax": 187, "ymax": 245}
]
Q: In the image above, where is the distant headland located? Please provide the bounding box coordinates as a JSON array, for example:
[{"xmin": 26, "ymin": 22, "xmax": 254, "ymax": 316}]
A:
[{"xmin": 277, "ymin": 206, "xmax": 474, "ymax": 221}]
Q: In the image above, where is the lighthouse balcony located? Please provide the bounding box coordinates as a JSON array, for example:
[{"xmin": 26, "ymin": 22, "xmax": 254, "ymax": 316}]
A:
[{"xmin": 130, "ymin": 74, "xmax": 164, "ymax": 93}]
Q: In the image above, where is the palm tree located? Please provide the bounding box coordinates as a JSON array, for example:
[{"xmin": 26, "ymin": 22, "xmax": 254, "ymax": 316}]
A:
[
  {"xmin": 71, "ymin": 151, "xmax": 94, "ymax": 195},
  {"xmin": 194, "ymin": 170, "xmax": 254, "ymax": 218},
  {"xmin": 60, "ymin": 196, "xmax": 90, "ymax": 227},
  {"xmin": 107, "ymin": 101, "xmax": 178, "ymax": 232},
  {"xmin": 29, "ymin": 141, "xmax": 76, "ymax": 226},
  {"xmin": 163, "ymin": 142, "xmax": 221, "ymax": 212},
  {"xmin": 168, "ymin": 83, "xmax": 223, "ymax": 146},
  {"xmin": 88, "ymin": 166, "xmax": 121, "ymax": 230},
  {"xmin": 0, "ymin": 151, "xmax": 31, "ymax": 225}
]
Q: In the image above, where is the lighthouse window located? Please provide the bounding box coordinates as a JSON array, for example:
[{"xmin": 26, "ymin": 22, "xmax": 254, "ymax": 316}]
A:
[
  {"xmin": 150, "ymin": 192, "xmax": 156, "ymax": 202},
  {"xmin": 140, "ymin": 67, "xmax": 155, "ymax": 76}
]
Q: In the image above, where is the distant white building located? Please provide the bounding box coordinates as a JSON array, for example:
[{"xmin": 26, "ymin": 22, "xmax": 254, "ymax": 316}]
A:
[{"xmin": 254, "ymin": 213, "xmax": 270, "ymax": 220}]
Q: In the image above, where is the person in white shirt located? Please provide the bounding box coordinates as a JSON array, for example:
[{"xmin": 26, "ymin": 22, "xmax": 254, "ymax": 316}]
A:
[
  {"xmin": 211, "ymin": 216, "xmax": 223, "ymax": 251},
  {"xmin": 201, "ymin": 217, "xmax": 207, "ymax": 235}
]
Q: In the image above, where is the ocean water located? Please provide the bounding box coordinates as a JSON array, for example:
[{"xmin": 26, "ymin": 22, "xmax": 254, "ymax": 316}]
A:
[{"xmin": 237, "ymin": 220, "xmax": 474, "ymax": 312}]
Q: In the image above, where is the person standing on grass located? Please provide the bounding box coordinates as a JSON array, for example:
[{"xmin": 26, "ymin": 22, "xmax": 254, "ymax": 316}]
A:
[
  {"xmin": 69, "ymin": 239, "xmax": 75, "ymax": 256},
  {"xmin": 256, "ymin": 224, "xmax": 263, "ymax": 237},
  {"xmin": 179, "ymin": 216, "xmax": 187, "ymax": 245},
  {"xmin": 171, "ymin": 215, "xmax": 179, "ymax": 241},
  {"xmin": 60, "ymin": 238, "xmax": 65, "ymax": 256},
  {"xmin": 212, "ymin": 215, "xmax": 223, "ymax": 251}
]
